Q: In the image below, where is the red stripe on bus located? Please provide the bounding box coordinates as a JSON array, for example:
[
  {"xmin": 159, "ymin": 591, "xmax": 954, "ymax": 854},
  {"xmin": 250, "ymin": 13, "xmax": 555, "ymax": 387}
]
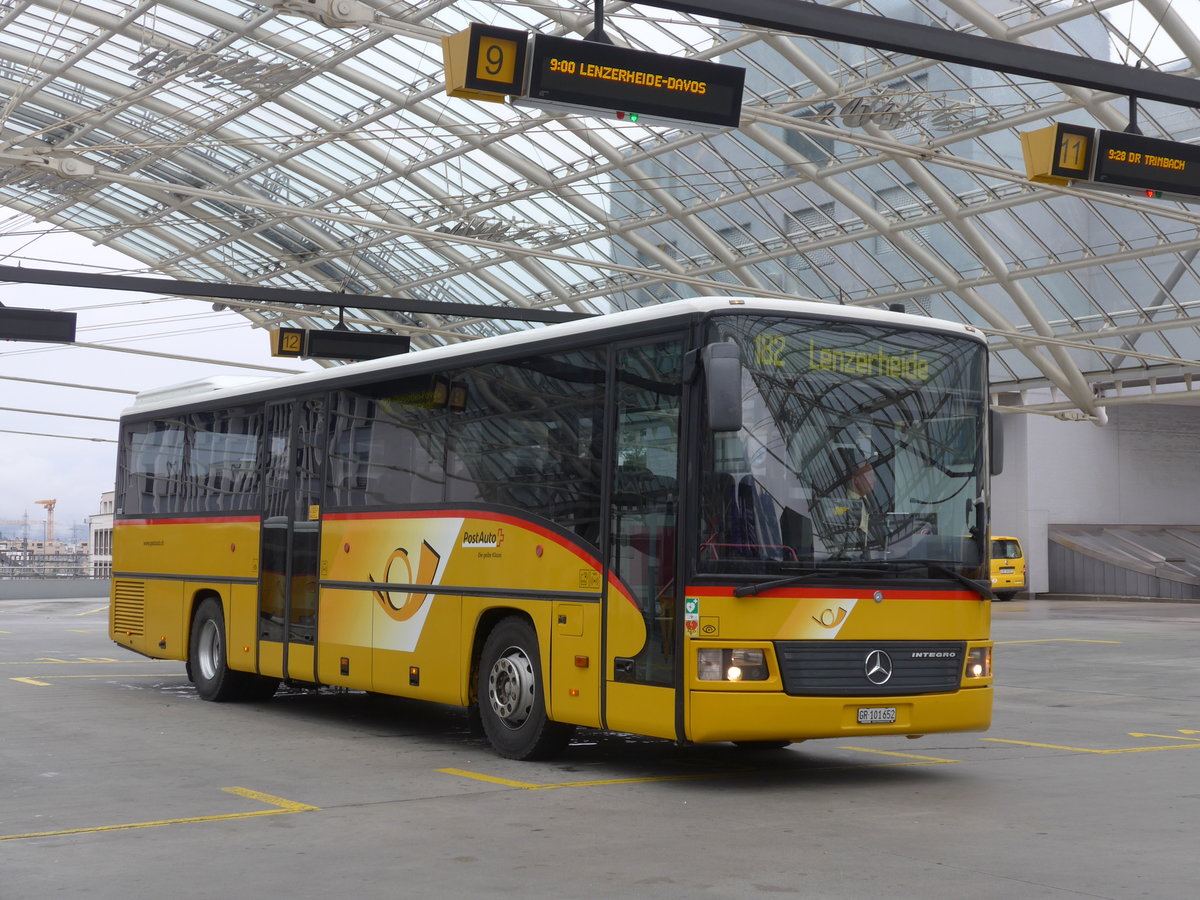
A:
[
  {"xmin": 693, "ymin": 585, "xmax": 982, "ymax": 601},
  {"xmin": 327, "ymin": 509, "xmax": 518, "ymax": 523}
]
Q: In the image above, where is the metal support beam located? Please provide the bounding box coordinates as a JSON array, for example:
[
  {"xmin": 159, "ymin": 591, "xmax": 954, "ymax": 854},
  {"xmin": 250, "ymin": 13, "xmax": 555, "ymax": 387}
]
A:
[
  {"xmin": 639, "ymin": 0, "xmax": 1200, "ymax": 109},
  {"xmin": 0, "ymin": 265, "xmax": 591, "ymax": 324}
]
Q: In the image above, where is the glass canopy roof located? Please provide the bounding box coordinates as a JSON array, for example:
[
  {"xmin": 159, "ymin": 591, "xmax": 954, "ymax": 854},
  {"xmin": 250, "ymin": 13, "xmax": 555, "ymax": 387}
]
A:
[{"xmin": 2, "ymin": 0, "xmax": 1200, "ymax": 422}]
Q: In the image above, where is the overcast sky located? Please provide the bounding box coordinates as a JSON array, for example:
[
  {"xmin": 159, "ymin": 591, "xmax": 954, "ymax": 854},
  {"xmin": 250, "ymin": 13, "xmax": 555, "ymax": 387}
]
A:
[{"xmin": 0, "ymin": 220, "xmax": 320, "ymax": 543}]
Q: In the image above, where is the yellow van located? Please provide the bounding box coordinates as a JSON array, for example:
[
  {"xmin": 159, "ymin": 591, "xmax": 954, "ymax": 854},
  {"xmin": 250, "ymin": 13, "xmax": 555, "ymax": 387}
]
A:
[{"xmin": 990, "ymin": 536, "xmax": 1026, "ymax": 601}]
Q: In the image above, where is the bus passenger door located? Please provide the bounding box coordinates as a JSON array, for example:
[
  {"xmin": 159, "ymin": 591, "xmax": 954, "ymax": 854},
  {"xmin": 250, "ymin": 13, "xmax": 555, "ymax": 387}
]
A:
[
  {"xmin": 604, "ymin": 338, "xmax": 683, "ymax": 740},
  {"xmin": 259, "ymin": 397, "xmax": 325, "ymax": 683}
]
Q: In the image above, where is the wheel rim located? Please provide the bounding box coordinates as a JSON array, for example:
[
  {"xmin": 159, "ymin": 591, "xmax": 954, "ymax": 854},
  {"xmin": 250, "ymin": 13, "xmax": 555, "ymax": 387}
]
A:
[
  {"xmin": 487, "ymin": 645, "xmax": 535, "ymax": 730},
  {"xmin": 197, "ymin": 618, "xmax": 221, "ymax": 682}
]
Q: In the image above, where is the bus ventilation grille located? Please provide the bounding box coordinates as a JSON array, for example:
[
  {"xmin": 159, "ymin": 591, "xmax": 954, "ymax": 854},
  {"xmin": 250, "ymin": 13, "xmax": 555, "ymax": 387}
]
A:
[
  {"xmin": 775, "ymin": 641, "xmax": 965, "ymax": 696},
  {"xmin": 111, "ymin": 580, "xmax": 146, "ymax": 636}
]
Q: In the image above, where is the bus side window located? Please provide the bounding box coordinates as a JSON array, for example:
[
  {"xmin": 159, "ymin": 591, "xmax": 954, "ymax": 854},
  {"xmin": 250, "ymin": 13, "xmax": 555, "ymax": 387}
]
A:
[{"xmin": 442, "ymin": 350, "xmax": 606, "ymax": 542}]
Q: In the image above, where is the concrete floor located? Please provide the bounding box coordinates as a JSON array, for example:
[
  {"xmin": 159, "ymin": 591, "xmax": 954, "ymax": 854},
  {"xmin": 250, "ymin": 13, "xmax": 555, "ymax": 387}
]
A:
[{"xmin": 1, "ymin": 594, "xmax": 1197, "ymax": 899}]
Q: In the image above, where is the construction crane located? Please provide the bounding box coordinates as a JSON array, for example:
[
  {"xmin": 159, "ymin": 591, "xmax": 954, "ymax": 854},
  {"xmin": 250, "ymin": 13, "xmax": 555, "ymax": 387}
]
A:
[{"xmin": 36, "ymin": 499, "xmax": 55, "ymax": 545}]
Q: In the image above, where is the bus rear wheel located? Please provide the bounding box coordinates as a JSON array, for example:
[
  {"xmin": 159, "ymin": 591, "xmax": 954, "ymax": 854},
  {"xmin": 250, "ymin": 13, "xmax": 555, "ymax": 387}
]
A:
[
  {"xmin": 190, "ymin": 598, "xmax": 279, "ymax": 702},
  {"xmin": 477, "ymin": 616, "xmax": 573, "ymax": 760}
]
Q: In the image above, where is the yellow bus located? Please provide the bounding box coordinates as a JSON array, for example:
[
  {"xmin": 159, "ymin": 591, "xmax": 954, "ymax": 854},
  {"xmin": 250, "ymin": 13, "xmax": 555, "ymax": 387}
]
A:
[
  {"xmin": 990, "ymin": 536, "xmax": 1026, "ymax": 601},
  {"xmin": 110, "ymin": 298, "xmax": 996, "ymax": 759}
]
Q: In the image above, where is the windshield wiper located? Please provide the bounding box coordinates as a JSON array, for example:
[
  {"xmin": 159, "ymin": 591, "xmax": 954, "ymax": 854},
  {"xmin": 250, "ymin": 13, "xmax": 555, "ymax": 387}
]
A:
[
  {"xmin": 733, "ymin": 560, "xmax": 994, "ymax": 598},
  {"xmin": 733, "ymin": 563, "xmax": 898, "ymax": 597},
  {"xmin": 901, "ymin": 560, "xmax": 995, "ymax": 599}
]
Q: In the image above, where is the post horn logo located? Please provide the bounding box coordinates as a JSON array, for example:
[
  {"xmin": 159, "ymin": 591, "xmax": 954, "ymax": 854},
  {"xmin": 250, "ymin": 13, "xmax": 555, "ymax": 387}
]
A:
[
  {"xmin": 369, "ymin": 540, "xmax": 441, "ymax": 622},
  {"xmin": 812, "ymin": 606, "xmax": 849, "ymax": 629}
]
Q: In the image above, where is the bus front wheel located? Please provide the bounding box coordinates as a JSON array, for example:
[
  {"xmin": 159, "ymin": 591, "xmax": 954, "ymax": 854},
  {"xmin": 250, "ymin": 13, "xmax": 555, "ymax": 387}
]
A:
[
  {"xmin": 477, "ymin": 617, "xmax": 573, "ymax": 760},
  {"xmin": 189, "ymin": 598, "xmax": 278, "ymax": 702}
]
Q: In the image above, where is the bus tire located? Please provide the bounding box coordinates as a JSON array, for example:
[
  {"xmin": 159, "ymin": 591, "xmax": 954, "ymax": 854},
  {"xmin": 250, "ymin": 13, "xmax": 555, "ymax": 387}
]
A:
[
  {"xmin": 995, "ymin": 591, "xmax": 1016, "ymax": 601},
  {"xmin": 477, "ymin": 616, "xmax": 573, "ymax": 760},
  {"xmin": 189, "ymin": 598, "xmax": 279, "ymax": 702}
]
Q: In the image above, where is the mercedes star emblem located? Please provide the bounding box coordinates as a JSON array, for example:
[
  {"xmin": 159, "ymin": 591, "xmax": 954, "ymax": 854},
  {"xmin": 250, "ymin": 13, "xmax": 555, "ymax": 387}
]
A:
[{"xmin": 864, "ymin": 649, "xmax": 893, "ymax": 685}]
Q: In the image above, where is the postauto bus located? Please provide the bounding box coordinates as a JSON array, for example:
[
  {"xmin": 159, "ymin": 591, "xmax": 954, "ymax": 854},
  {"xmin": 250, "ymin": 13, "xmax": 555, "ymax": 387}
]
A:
[{"xmin": 110, "ymin": 298, "xmax": 997, "ymax": 759}]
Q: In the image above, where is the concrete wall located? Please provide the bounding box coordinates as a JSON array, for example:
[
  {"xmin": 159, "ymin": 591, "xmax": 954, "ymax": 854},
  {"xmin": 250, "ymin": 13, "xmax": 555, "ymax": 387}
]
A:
[
  {"xmin": 0, "ymin": 579, "xmax": 109, "ymax": 600},
  {"xmin": 991, "ymin": 402, "xmax": 1200, "ymax": 594}
]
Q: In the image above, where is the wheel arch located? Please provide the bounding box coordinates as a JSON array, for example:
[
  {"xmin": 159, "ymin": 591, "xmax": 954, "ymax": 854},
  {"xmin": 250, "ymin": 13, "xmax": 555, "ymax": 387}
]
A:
[
  {"xmin": 469, "ymin": 606, "xmax": 537, "ymax": 707},
  {"xmin": 186, "ymin": 587, "xmax": 225, "ymax": 657},
  {"xmin": 472, "ymin": 607, "xmax": 574, "ymax": 759}
]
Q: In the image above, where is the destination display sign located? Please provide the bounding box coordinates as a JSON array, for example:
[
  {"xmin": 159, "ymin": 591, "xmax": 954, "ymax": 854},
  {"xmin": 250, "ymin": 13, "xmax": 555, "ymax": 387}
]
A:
[
  {"xmin": 270, "ymin": 327, "xmax": 410, "ymax": 360},
  {"xmin": 523, "ymin": 34, "xmax": 744, "ymax": 129},
  {"xmin": 306, "ymin": 329, "xmax": 411, "ymax": 361},
  {"xmin": 1022, "ymin": 122, "xmax": 1200, "ymax": 199},
  {"xmin": 1092, "ymin": 130, "xmax": 1200, "ymax": 197},
  {"xmin": 0, "ymin": 307, "xmax": 77, "ymax": 343}
]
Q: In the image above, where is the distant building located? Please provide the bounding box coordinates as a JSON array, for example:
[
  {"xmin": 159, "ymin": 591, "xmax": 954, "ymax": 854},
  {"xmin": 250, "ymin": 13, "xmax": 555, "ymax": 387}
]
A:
[{"xmin": 89, "ymin": 491, "xmax": 114, "ymax": 580}]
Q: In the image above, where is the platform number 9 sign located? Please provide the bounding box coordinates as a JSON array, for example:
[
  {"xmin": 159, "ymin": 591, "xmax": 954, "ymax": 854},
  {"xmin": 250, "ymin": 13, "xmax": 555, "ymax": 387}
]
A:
[{"xmin": 475, "ymin": 36, "xmax": 518, "ymax": 84}]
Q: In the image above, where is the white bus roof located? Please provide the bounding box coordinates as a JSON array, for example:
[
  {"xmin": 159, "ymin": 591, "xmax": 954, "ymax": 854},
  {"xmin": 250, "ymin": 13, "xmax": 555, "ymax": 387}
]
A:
[{"xmin": 124, "ymin": 297, "xmax": 984, "ymax": 416}]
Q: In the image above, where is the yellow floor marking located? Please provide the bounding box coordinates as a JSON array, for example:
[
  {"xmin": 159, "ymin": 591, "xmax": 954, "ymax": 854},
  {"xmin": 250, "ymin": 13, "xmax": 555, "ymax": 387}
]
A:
[
  {"xmin": 838, "ymin": 746, "xmax": 959, "ymax": 764},
  {"xmin": 1128, "ymin": 732, "xmax": 1200, "ymax": 743},
  {"xmin": 984, "ymin": 737, "xmax": 1200, "ymax": 754},
  {"xmin": 10, "ymin": 673, "xmax": 185, "ymax": 685},
  {"xmin": 0, "ymin": 787, "xmax": 318, "ymax": 842},
  {"xmin": 438, "ymin": 769, "xmax": 545, "ymax": 789},
  {"xmin": 994, "ymin": 639, "xmax": 1121, "ymax": 644},
  {"xmin": 222, "ymin": 786, "xmax": 320, "ymax": 812},
  {"xmin": 1, "ymin": 658, "xmax": 162, "ymax": 666}
]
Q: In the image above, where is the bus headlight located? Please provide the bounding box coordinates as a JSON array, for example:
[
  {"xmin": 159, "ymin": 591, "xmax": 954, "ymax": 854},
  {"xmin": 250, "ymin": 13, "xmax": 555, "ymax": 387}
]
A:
[
  {"xmin": 698, "ymin": 648, "xmax": 769, "ymax": 681},
  {"xmin": 965, "ymin": 646, "xmax": 991, "ymax": 678}
]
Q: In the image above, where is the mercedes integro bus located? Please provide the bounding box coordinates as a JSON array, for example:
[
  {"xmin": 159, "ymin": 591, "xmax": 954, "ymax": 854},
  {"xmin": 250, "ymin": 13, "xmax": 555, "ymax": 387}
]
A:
[{"xmin": 110, "ymin": 298, "xmax": 997, "ymax": 759}]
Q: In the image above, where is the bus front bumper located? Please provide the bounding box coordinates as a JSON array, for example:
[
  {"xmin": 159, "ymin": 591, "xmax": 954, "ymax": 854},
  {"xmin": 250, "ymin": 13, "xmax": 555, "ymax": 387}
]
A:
[{"xmin": 686, "ymin": 686, "xmax": 992, "ymax": 743}]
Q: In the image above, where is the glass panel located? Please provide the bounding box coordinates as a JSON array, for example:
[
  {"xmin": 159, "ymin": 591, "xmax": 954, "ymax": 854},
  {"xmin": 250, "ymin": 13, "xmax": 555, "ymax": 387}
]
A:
[
  {"xmin": 609, "ymin": 339, "xmax": 684, "ymax": 685},
  {"xmin": 186, "ymin": 407, "xmax": 262, "ymax": 513},
  {"xmin": 445, "ymin": 349, "xmax": 607, "ymax": 544},
  {"xmin": 991, "ymin": 538, "xmax": 1022, "ymax": 560},
  {"xmin": 289, "ymin": 397, "xmax": 325, "ymax": 646},
  {"xmin": 327, "ymin": 378, "xmax": 446, "ymax": 509},
  {"xmin": 259, "ymin": 397, "xmax": 324, "ymax": 646},
  {"xmin": 119, "ymin": 419, "xmax": 186, "ymax": 516},
  {"xmin": 700, "ymin": 315, "xmax": 987, "ymax": 575},
  {"xmin": 260, "ymin": 403, "xmax": 292, "ymax": 642}
]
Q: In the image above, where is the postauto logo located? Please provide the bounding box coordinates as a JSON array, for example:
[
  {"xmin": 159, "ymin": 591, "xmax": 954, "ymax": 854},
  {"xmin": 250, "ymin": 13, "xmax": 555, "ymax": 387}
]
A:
[{"xmin": 462, "ymin": 528, "xmax": 504, "ymax": 549}]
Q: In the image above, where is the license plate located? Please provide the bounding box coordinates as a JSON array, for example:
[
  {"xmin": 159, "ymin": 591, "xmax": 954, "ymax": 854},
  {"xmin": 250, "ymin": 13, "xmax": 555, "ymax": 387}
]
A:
[
  {"xmin": 858, "ymin": 707, "xmax": 897, "ymax": 725},
  {"xmin": 1000, "ymin": 567, "xmax": 1014, "ymax": 573}
]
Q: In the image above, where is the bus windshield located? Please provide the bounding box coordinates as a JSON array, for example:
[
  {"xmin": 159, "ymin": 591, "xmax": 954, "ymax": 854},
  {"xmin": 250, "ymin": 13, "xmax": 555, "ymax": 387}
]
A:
[{"xmin": 699, "ymin": 314, "xmax": 988, "ymax": 575}]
